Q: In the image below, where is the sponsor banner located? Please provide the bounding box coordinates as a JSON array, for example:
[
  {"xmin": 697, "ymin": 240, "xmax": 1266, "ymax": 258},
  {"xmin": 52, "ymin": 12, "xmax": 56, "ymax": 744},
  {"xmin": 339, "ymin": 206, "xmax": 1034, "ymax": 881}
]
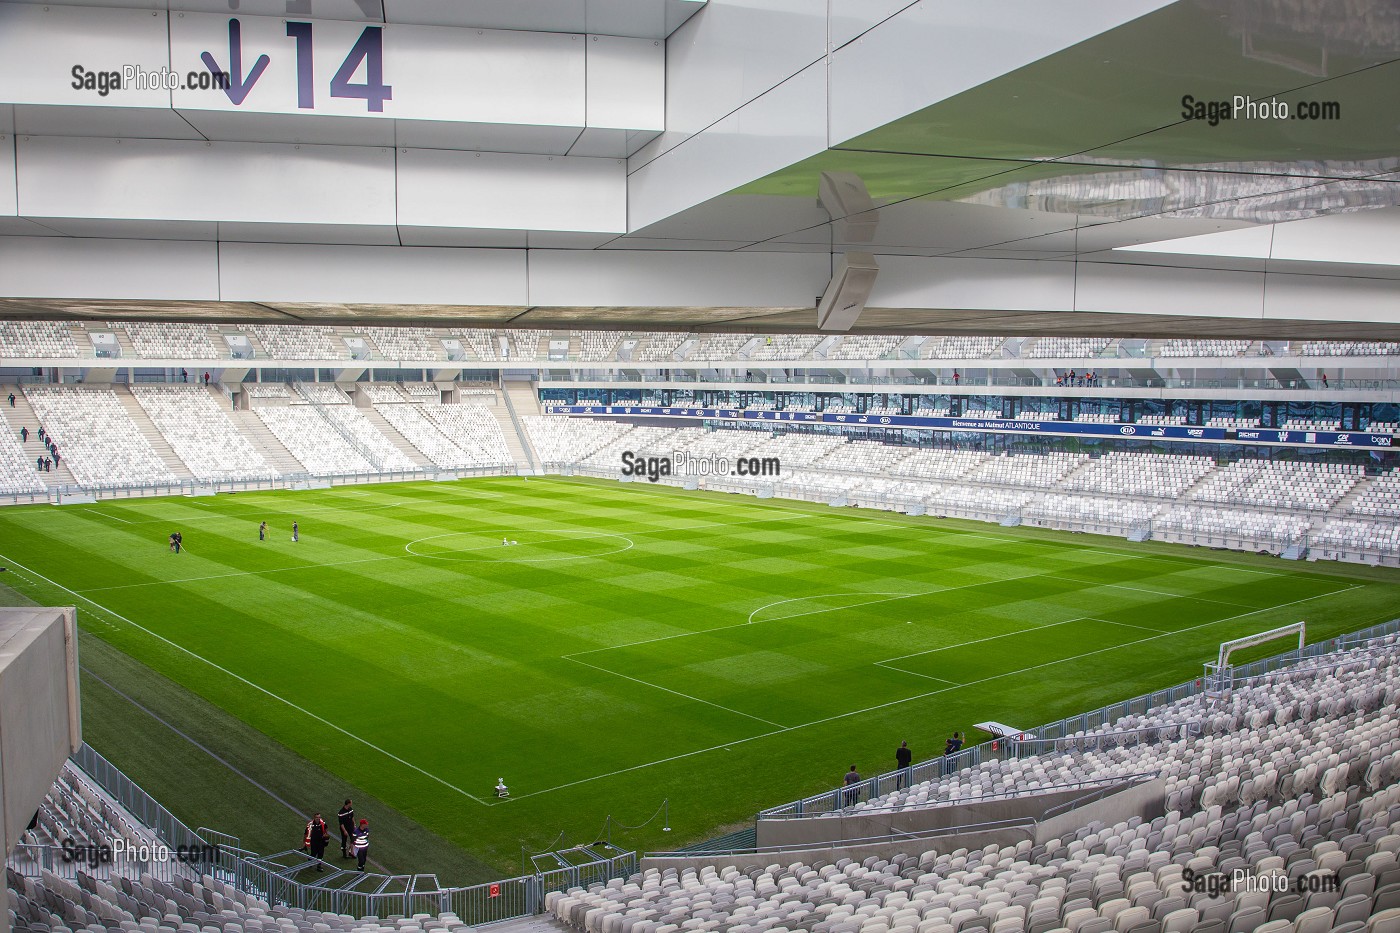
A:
[{"xmin": 543, "ymin": 406, "xmax": 1395, "ymax": 449}]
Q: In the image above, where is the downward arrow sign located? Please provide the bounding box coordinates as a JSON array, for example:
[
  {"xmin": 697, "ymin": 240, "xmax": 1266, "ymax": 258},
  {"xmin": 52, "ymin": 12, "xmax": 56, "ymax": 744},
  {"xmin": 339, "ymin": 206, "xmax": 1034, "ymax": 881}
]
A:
[{"xmin": 200, "ymin": 18, "xmax": 270, "ymax": 106}]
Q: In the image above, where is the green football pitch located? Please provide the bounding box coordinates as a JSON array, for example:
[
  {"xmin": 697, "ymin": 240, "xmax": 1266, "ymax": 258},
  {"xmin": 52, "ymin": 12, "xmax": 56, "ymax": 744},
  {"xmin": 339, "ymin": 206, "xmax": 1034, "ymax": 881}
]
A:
[{"xmin": 0, "ymin": 476, "xmax": 1397, "ymax": 880}]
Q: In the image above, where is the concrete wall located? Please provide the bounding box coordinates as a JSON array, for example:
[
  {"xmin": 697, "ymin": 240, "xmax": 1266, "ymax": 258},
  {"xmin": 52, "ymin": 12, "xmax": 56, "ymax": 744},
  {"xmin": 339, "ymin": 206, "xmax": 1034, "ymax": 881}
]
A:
[
  {"xmin": 647, "ymin": 778, "xmax": 1167, "ymax": 878},
  {"xmin": 0, "ymin": 606, "xmax": 82, "ymax": 857},
  {"xmin": 643, "ymin": 825, "xmax": 1033, "ymax": 876},
  {"xmin": 756, "ymin": 783, "xmax": 1103, "ymax": 849}
]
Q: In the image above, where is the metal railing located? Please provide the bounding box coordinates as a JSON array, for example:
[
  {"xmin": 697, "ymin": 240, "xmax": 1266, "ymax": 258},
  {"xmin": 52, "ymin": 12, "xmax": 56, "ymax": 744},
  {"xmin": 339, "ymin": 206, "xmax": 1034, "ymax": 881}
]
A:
[
  {"xmin": 0, "ymin": 465, "xmax": 517, "ymax": 508},
  {"xmin": 759, "ymin": 771, "xmax": 1160, "ymax": 822},
  {"xmin": 50, "ymin": 745, "xmax": 637, "ymax": 923},
  {"xmin": 757, "ymin": 618, "xmax": 1399, "ymax": 820}
]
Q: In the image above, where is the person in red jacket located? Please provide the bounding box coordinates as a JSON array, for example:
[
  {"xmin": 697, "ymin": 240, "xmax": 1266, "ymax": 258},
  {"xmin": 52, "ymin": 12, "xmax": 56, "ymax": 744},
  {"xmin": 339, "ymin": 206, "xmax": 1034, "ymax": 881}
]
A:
[{"xmin": 303, "ymin": 813, "xmax": 331, "ymax": 869}]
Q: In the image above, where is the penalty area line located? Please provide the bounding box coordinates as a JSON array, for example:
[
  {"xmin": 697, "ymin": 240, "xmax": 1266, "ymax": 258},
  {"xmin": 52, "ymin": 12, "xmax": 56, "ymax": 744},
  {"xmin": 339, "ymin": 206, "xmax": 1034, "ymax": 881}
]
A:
[
  {"xmin": 512, "ymin": 583, "xmax": 1364, "ymax": 802},
  {"xmin": 0, "ymin": 551, "xmax": 491, "ymax": 807},
  {"xmin": 563, "ymin": 655, "xmax": 787, "ymax": 729}
]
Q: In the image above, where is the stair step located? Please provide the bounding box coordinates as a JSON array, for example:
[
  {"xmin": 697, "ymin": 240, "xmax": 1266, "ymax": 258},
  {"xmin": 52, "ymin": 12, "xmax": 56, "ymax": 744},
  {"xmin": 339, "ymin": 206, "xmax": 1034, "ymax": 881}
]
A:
[
  {"xmin": 115, "ymin": 385, "xmax": 196, "ymax": 481},
  {"xmin": 361, "ymin": 407, "xmax": 433, "ymax": 468},
  {"xmin": 230, "ymin": 407, "xmax": 305, "ymax": 475}
]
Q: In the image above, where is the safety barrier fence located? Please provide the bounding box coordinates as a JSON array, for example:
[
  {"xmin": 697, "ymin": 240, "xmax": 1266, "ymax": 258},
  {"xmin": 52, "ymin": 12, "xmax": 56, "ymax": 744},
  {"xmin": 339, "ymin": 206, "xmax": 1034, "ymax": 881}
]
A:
[
  {"xmin": 0, "ymin": 465, "xmax": 516, "ymax": 508},
  {"xmin": 11, "ymin": 746, "xmax": 638, "ymax": 924},
  {"xmin": 757, "ymin": 618, "xmax": 1399, "ymax": 821}
]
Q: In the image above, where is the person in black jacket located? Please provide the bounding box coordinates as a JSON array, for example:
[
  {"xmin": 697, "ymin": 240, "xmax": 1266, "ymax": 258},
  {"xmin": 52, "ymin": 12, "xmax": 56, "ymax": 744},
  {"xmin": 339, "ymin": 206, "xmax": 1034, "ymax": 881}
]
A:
[
  {"xmin": 895, "ymin": 741, "xmax": 913, "ymax": 789},
  {"xmin": 337, "ymin": 800, "xmax": 355, "ymax": 858}
]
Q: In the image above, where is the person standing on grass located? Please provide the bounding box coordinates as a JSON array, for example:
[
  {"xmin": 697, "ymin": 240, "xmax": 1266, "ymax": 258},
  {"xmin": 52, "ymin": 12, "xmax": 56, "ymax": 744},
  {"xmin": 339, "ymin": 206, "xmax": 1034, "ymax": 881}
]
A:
[
  {"xmin": 353, "ymin": 819, "xmax": 370, "ymax": 871},
  {"xmin": 259, "ymin": 520, "xmax": 267, "ymax": 541},
  {"xmin": 895, "ymin": 741, "xmax": 913, "ymax": 789},
  {"xmin": 337, "ymin": 800, "xmax": 355, "ymax": 858},
  {"xmin": 304, "ymin": 812, "xmax": 331, "ymax": 869},
  {"xmin": 292, "ymin": 521, "xmax": 299, "ymax": 542}
]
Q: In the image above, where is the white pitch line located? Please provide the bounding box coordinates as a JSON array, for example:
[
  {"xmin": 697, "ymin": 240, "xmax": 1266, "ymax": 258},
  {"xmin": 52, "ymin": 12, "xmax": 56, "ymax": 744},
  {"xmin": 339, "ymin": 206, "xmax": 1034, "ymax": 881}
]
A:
[
  {"xmin": 0, "ymin": 551, "xmax": 492, "ymax": 807},
  {"xmin": 566, "ymin": 556, "xmax": 1276, "ymax": 661},
  {"xmin": 1041, "ymin": 575, "xmax": 1260, "ymax": 610},
  {"xmin": 871, "ymin": 662, "xmax": 960, "ymax": 686},
  {"xmin": 878, "ymin": 616, "xmax": 1091, "ymax": 665},
  {"xmin": 1094, "ymin": 617, "xmax": 1170, "ymax": 634},
  {"xmin": 746, "ymin": 591, "xmax": 935, "ymax": 626},
  {"xmin": 84, "ymin": 508, "xmax": 135, "ymax": 524},
  {"xmin": 509, "ymin": 582, "xmax": 1367, "ymax": 801},
  {"xmin": 563, "ymin": 655, "xmax": 787, "ymax": 729}
]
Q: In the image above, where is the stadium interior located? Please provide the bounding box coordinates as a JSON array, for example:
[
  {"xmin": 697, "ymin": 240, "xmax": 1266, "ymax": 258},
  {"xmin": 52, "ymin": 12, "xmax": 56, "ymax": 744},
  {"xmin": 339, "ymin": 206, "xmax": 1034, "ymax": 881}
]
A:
[{"xmin": 3, "ymin": 2, "xmax": 1400, "ymax": 933}]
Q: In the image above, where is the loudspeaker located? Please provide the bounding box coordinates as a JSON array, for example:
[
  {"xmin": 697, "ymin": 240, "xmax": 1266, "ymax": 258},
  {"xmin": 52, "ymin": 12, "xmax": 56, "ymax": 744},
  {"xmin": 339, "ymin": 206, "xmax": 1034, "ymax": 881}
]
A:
[{"xmin": 817, "ymin": 252, "xmax": 879, "ymax": 332}]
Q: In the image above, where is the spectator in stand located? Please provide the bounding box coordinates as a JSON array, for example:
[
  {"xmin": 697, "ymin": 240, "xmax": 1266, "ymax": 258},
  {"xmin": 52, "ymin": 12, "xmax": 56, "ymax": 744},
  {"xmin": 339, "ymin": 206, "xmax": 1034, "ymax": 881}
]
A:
[
  {"xmin": 43, "ymin": 456, "xmax": 50, "ymax": 472},
  {"xmin": 944, "ymin": 732, "xmax": 963, "ymax": 756},
  {"xmin": 203, "ymin": 371, "xmax": 211, "ymax": 386},
  {"xmin": 36, "ymin": 456, "xmax": 43, "ymax": 472},
  {"xmin": 19, "ymin": 426, "xmax": 27, "ymax": 442},
  {"xmin": 53, "ymin": 452, "xmax": 59, "ymax": 470},
  {"xmin": 952, "ymin": 370, "xmax": 960, "ymax": 386},
  {"xmin": 1321, "ymin": 372, "xmax": 1329, "ymax": 388},
  {"xmin": 842, "ymin": 764, "xmax": 861, "ymax": 806},
  {"xmin": 1068, "ymin": 369, "xmax": 1077, "ymax": 387},
  {"xmin": 6, "ymin": 392, "xmax": 13, "ymax": 407},
  {"xmin": 181, "ymin": 368, "xmax": 188, "ymax": 383},
  {"xmin": 895, "ymin": 741, "xmax": 913, "ymax": 789}
]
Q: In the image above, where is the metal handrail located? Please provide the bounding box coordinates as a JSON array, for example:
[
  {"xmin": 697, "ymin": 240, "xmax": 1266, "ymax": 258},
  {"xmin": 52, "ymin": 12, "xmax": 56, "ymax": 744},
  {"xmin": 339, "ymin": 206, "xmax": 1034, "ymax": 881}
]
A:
[
  {"xmin": 756, "ymin": 618, "xmax": 1400, "ymax": 820},
  {"xmin": 59, "ymin": 746, "xmax": 637, "ymax": 923}
]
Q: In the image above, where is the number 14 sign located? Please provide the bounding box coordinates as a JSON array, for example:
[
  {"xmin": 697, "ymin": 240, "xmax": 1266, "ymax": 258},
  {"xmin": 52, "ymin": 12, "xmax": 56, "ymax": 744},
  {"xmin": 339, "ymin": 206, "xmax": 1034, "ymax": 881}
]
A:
[
  {"xmin": 173, "ymin": 14, "xmax": 393, "ymax": 115},
  {"xmin": 169, "ymin": 12, "xmax": 585, "ymax": 126}
]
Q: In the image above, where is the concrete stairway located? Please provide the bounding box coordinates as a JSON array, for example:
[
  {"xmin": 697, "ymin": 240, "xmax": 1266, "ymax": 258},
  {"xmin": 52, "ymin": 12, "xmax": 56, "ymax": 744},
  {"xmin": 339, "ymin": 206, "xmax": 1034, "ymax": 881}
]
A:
[
  {"xmin": 503, "ymin": 380, "xmax": 543, "ymax": 470},
  {"xmin": 229, "ymin": 408, "xmax": 306, "ymax": 475},
  {"xmin": 487, "ymin": 388, "xmax": 535, "ymax": 472},
  {"xmin": 506, "ymin": 381, "xmax": 542, "ymax": 417},
  {"xmin": 360, "ymin": 407, "xmax": 433, "ymax": 468},
  {"xmin": 1328, "ymin": 475, "xmax": 1374, "ymax": 518},
  {"xmin": 2, "ymin": 387, "xmax": 77, "ymax": 488},
  {"xmin": 1172, "ymin": 462, "xmax": 1224, "ymax": 506},
  {"xmin": 114, "ymin": 385, "xmax": 196, "ymax": 481}
]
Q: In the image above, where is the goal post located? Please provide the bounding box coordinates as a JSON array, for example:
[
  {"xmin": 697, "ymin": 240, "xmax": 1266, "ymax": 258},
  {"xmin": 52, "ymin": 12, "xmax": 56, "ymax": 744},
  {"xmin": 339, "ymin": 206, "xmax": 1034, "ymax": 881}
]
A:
[{"xmin": 1203, "ymin": 621, "xmax": 1306, "ymax": 698}]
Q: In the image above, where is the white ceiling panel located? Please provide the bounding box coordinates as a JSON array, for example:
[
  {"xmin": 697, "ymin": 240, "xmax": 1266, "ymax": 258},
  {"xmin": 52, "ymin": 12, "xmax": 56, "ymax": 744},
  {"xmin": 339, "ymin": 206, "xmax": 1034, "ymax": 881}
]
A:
[
  {"xmin": 396, "ymin": 227, "xmax": 528, "ymax": 248},
  {"xmin": 218, "ymin": 221, "xmax": 400, "ymax": 246},
  {"xmin": 20, "ymin": 217, "xmax": 219, "ymax": 240},
  {"xmin": 393, "ymin": 121, "xmax": 583, "ymax": 155},
  {"xmin": 175, "ymin": 110, "xmax": 397, "ymax": 147},
  {"xmin": 14, "ymin": 105, "xmax": 205, "ymax": 141}
]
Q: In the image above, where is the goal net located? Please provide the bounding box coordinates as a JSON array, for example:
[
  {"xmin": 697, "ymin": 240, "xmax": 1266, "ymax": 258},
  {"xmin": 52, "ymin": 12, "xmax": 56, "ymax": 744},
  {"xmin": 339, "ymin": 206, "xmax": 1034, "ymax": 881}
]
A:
[{"xmin": 1203, "ymin": 621, "xmax": 1306, "ymax": 698}]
